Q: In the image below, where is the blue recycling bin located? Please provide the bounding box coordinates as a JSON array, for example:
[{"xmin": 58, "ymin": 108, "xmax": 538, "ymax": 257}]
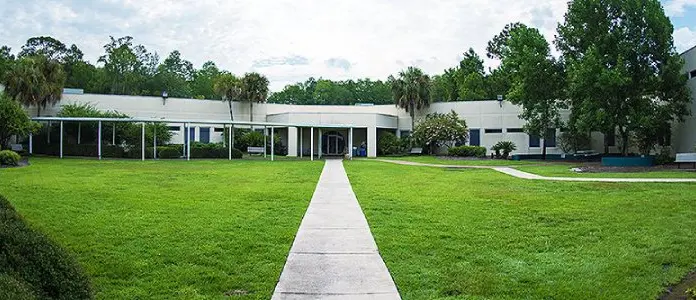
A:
[{"xmin": 359, "ymin": 148, "xmax": 367, "ymax": 157}]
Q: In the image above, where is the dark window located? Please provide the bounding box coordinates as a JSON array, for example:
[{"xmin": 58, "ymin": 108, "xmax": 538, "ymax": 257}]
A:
[
  {"xmin": 691, "ymin": 69, "xmax": 696, "ymax": 79},
  {"xmin": 214, "ymin": 127, "xmax": 225, "ymax": 133},
  {"xmin": 545, "ymin": 128, "xmax": 557, "ymax": 147},
  {"xmin": 168, "ymin": 126, "xmax": 181, "ymax": 131},
  {"xmin": 400, "ymin": 131, "xmax": 411, "ymax": 138},
  {"xmin": 469, "ymin": 129, "xmax": 480, "ymax": 146},
  {"xmin": 507, "ymin": 128, "xmax": 524, "ymax": 133},
  {"xmin": 485, "ymin": 129, "xmax": 503, "ymax": 134},
  {"xmin": 605, "ymin": 131, "xmax": 616, "ymax": 147},
  {"xmin": 529, "ymin": 135, "xmax": 540, "ymax": 147},
  {"xmin": 200, "ymin": 128, "xmax": 210, "ymax": 143}
]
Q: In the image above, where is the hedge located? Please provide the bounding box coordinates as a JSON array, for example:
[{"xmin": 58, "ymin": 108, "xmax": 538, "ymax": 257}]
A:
[
  {"xmin": 448, "ymin": 145, "xmax": 487, "ymax": 157},
  {"xmin": 0, "ymin": 195, "xmax": 93, "ymax": 299},
  {"xmin": 31, "ymin": 143, "xmax": 243, "ymax": 159},
  {"xmin": 0, "ymin": 150, "xmax": 21, "ymax": 166}
]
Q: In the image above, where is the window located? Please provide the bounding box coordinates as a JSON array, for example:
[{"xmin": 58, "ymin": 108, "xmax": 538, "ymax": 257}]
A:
[
  {"xmin": 485, "ymin": 129, "xmax": 503, "ymax": 134},
  {"xmin": 168, "ymin": 126, "xmax": 181, "ymax": 131},
  {"xmin": 691, "ymin": 69, "xmax": 696, "ymax": 79},
  {"xmin": 214, "ymin": 127, "xmax": 225, "ymax": 133},
  {"xmin": 400, "ymin": 130, "xmax": 411, "ymax": 138},
  {"xmin": 545, "ymin": 128, "xmax": 557, "ymax": 147},
  {"xmin": 507, "ymin": 128, "xmax": 524, "ymax": 133},
  {"xmin": 529, "ymin": 135, "xmax": 540, "ymax": 147},
  {"xmin": 469, "ymin": 129, "xmax": 480, "ymax": 146}
]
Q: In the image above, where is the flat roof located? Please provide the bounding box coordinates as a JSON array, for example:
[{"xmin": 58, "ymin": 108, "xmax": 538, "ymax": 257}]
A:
[{"xmin": 31, "ymin": 117, "xmax": 355, "ymax": 129}]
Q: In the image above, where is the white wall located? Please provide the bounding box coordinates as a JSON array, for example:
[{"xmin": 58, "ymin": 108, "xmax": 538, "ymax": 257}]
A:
[{"xmin": 675, "ymin": 47, "xmax": 696, "ymax": 153}]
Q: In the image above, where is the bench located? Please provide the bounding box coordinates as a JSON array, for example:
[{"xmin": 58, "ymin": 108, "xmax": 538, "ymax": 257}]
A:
[
  {"xmin": 409, "ymin": 148, "xmax": 423, "ymax": 155},
  {"xmin": 10, "ymin": 144, "xmax": 24, "ymax": 152},
  {"xmin": 675, "ymin": 153, "xmax": 696, "ymax": 169},
  {"xmin": 247, "ymin": 146, "xmax": 265, "ymax": 155}
]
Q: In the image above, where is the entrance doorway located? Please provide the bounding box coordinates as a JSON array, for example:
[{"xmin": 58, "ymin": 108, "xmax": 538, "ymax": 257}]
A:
[{"xmin": 321, "ymin": 131, "xmax": 345, "ymax": 156}]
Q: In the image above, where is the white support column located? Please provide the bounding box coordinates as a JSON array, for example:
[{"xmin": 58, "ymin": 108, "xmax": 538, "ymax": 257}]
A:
[
  {"xmin": 349, "ymin": 127, "xmax": 353, "ymax": 160},
  {"xmin": 59, "ymin": 121, "xmax": 63, "ymax": 158},
  {"xmin": 287, "ymin": 126, "xmax": 298, "ymax": 157},
  {"xmin": 153, "ymin": 126, "xmax": 157, "ymax": 159},
  {"xmin": 271, "ymin": 127, "xmax": 275, "ymax": 161},
  {"xmin": 112, "ymin": 124, "xmax": 116, "ymax": 145},
  {"xmin": 310, "ymin": 127, "xmax": 314, "ymax": 161},
  {"xmin": 367, "ymin": 126, "xmax": 377, "ymax": 158},
  {"xmin": 299, "ymin": 127, "xmax": 303, "ymax": 158},
  {"xmin": 28, "ymin": 133, "xmax": 33, "ymax": 155},
  {"xmin": 98, "ymin": 121, "xmax": 102, "ymax": 160},
  {"xmin": 141, "ymin": 123, "xmax": 145, "ymax": 161},
  {"xmin": 231, "ymin": 125, "xmax": 235, "ymax": 148},
  {"xmin": 318, "ymin": 128, "xmax": 322, "ymax": 159},
  {"xmin": 264, "ymin": 126, "xmax": 267, "ymax": 158},
  {"xmin": 186, "ymin": 123, "xmax": 191, "ymax": 161},
  {"xmin": 228, "ymin": 125, "xmax": 232, "ymax": 160},
  {"xmin": 77, "ymin": 123, "xmax": 81, "ymax": 144}
]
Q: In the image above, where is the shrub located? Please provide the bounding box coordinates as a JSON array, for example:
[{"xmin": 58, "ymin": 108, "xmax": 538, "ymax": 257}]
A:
[
  {"xmin": 158, "ymin": 147, "xmax": 181, "ymax": 159},
  {"xmin": 378, "ymin": 132, "xmax": 405, "ymax": 156},
  {"xmin": 0, "ymin": 150, "xmax": 21, "ymax": 166},
  {"xmin": 558, "ymin": 131, "xmax": 591, "ymax": 153},
  {"xmin": 189, "ymin": 143, "xmax": 242, "ymax": 159},
  {"xmin": 654, "ymin": 146, "xmax": 675, "ymax": 165},
  {"xmin": 491, "ymin": 141, "xmax": 517, "ymax": 159},
  {"xmin": 0, "ymin": 195, "xmax": 93, "ymax": 299},
  {"xmin": 0, "ymin": 93, "xmax": 40, "ymax": 148},
  {"xmin": 412, "ymin": 110, "xmax": 469, "ymax": 154},
  {"xmin": 448, "ymin": 146, "xmax": 486, "ymax": 157}
]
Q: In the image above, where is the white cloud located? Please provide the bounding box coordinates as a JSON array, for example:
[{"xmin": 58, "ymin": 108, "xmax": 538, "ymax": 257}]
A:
[
  {"xmin": 674, "ymin": 27, "xmax": 696, "ymax": 53},
  {"xmin": 664, "ymin": 0, "xmax": 696, "ymax": 16},
  {"xmin": 1, "ymin": 0, "xmax": 570, "ymax": 91}
]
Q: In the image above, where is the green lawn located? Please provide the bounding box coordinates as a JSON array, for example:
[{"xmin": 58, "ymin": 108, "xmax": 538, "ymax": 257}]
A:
[
  {"xmin": 517, "ymin": 165, "xmax": 696, "ymax": 179},
  {"xmin": 378, "ymin": 155, "xmax": 541, "ymax": 166},
  {"xmin": 346, "ymin": 160, "xmax": 696, "ymax": 299},
  {"xmin": 0, "ymin": 158, "xmax": 323, "ymax": 299}
]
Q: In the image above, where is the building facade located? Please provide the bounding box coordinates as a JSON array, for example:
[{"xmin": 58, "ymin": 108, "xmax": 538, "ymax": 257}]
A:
[{"xmin": 20, "ymin": 46, "xmax": 696, "ymax": 158}]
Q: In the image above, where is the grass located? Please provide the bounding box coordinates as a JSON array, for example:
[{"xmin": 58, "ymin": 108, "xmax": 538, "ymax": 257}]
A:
[
  {"xmin": 345, "ymin": 160, "xmax": 696, "ymax": 299},
  {"xmin": 0, "ymin": 157, "xmax": 323, "ymax": 299},
  {"xmin": 377, "ymin": 155, "xmax": 541, "ymax": 166},
  {"xmin": 517, "ymin": 165, "xmax": 696, "ymax": 179}
]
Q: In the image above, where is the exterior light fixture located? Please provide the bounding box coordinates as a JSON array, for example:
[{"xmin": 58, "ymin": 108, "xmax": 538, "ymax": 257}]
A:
[
  {"xmin": 162, "ymin": 91, "xmax": 169, "ymax": 105},
  {"xmin": 497, "ymin": 95, "xmax": 504, "ymax": 107}
]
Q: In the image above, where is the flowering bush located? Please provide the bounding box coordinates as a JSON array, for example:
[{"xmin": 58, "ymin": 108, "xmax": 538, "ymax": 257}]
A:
[{"xmin": 412, "ymin": 110, "xmax": 468, "ymax": 154}]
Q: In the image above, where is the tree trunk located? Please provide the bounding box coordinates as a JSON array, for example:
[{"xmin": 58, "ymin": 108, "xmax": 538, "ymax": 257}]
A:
[
  {"xmin": 542, "ymin": 138, "xmax": 547, "ymax": 160},
  {"xmin": 250, "ymin": 102, "xmax": 253, "ymax": 122},
  {"xmin": 36, "ymin": 105, "xmax": 41, "ymax": 117},
  {"xmin": 620, "ymin": 129, "xmax": 629, "ymax": 156},
  {"xmin": 227, "ymin": 100, "xmax": 234, "ymax": 121},
  {"xmin": 603, "ymin": 133, "xmax": 609, "ymax": 154}
]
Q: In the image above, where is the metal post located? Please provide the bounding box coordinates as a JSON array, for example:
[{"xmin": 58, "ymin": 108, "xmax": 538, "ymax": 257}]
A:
[
  {"xmin": 310, "ymin": 127, "xmax": 314, "ymax": 161},
  {"xmin": 141, "ymin": 123, "xmax": 145, "ymax": 161},
  {"xmin": 186, "ymin": 123, "xmax": 191, "ymax": 161},
  {"xmin": 98, "ymin": 121, "xmax": 102, "ymax": 160},
  {"xmin": 112, "ymin": 124, "xmax": 116, "ymax": 145},
  {"xmin": 77, "ymin": 123, "xmax": 81, "ymax": 144},
  {"xmin": 271, "ymin": 127, "xmax": 275, "ymax": 161},
  {"xmin": 228, "ymin": 124, "xmax": 232, "ymax": 160},
  {"xmin": 231, "ymin": 125, "xmax": 235, "ymax": 149},
  {"xmin": 300, "ymin": 127, "xmax": 303, "ymax": 158},
  {"xmin": 59, "ymin": 121, "xmax": 63, "ymax": 158},
  {"xmin": 153, "ymin": 126, "xmax": 157, "ymax": 159},
  {"xmin": 264, "ymin": 126, "xmax": 267, "ymax": 158},
  {"xmin": 29, "ymin": 133, "xmax": 33, "ymax": 155},
  {"xmin": 318, "ymin": 128, "xmax": 322, "ymax": 159},
  {"xmin": 48, "ymin": 121, "xmax": 51, "ymax": 144},
  {"xmin": 349, "ymin": 127, "xmax": 353, "ymax": 160}
]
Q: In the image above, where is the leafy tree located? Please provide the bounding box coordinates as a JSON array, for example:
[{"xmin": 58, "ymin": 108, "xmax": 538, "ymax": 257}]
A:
[
  {"xmin": 0, "ymin": 46, "xmax": 15, "ymax": 80},
  {"xmin": 240, "ymin": 72, "xmax": 269, "ymax": 122},
  {"xmin": 432, "ymin": 68, "xmax": 459, "ymax": 101},
  {"xmin": 458, "ymin": 72, "xmax": 487, "ymax": 100},
  {"xmin": 98, "ymin": 36, "xmax": 157, "ymax": 95},
  {"xmin": 0, "ymin": 93, "xmax": 40, "ymax": 148},
  {"xmin": 488, "ymin": 23, "xmax": 565, "ymax": 159},
  {"xmin": 459, "ymin": 48, "xmax": 485, "ymax": 76},
  {"xmin": 389, "ymin": 66, "xmax": 432, "ymax": 131},
  {"xmin": 3, "ymin": 56, "xmax": 66, "ymax": 116},
  {"xmin": 556, "ymin": 0, "xmax": 690, "ymax": 155},
  {"xmin": 191, "ymin": 61, "xmax": 221, "ymax": 100},
  {"xmin": 213, "ymin": 72, "xmax": 241, "ymax": 121},
  {"xmin": 412, "ymin": 110, "xmax": 469, "ymax": 154}
]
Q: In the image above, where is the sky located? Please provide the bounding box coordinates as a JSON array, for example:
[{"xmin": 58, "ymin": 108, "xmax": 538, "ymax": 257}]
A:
[{"xmin": 1, "ymin": 0, "xmax": 695, "ymax": 91}]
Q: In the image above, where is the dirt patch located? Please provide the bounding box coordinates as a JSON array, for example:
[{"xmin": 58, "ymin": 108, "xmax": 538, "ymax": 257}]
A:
[
  {"xmin": 571, "ymin": 164, "xmax": 696, "ymax": 173},
  {"xmin": 660, "ymin": 271, "xmax": 696, "ymax": 300}
]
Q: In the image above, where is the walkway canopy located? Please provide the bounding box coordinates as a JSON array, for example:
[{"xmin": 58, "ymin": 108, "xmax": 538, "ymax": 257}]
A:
[{"xmin": 30, "ymin": 117, "xmax": 356, "ymax": 161}]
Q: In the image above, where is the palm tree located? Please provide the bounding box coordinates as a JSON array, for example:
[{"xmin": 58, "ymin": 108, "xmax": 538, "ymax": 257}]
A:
[
  {"xmin": 388, "ymin": 66, "xmax": 432, "ymax": 131},
  {"xmin": 240, "ymin": 72, "xmax": 269, "ymax": 122},
  {"xmin": 3, "ymin": 55, "xmax": 66, "ymax": 116},
  {"xmin": 213, "ymin": 72, "xmax": 241, "ymax": 121}
]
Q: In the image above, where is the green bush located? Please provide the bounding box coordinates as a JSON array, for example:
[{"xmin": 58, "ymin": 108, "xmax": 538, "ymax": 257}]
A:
[
  {"xmin": 0, "ymin": 150, "xmax": 21, "ymax": 166},
  {"xmin": 190, "ymin": 143, "xmax": 242, "ymax": 159},
  {"xmin": 1, "ymin": 93, "xmax": 40, "ymax": 148},
  {"xmin": 157, "ymin": 147, "xmax": 181, "ymax": 159},
  {"xmin": 378, "ymin": 132, "xmax": 405, "ymax": 156},
  {"xmin": 0, "ymin": 195, "xmax": 93, "ymax": 299},
  {"xmin": 448, "ymin": 146, "xmax": 486, "ymax": 157},
  {"xmin": 101, "ymin": 145, "xmax": 124, "ymax": 158},
  {"xmin": 558, "ymin": 131, "xmax": 591, "ymax": 153},
  {"xmin": 491, "ymin": 141, "xmax": 517, "ymax": 159},
  {"xmin": 654, "ymin": 146, "xmax": 675, "ymax": 165}
]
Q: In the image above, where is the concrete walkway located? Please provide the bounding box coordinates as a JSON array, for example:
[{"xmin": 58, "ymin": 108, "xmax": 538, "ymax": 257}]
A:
[
  {"xmin": 272, "ymin": 159, "xmax": 400, "ymax": 300},
  {"xmin": 376, "ymin": 159, "xmax": 696, "ymax": 183}
]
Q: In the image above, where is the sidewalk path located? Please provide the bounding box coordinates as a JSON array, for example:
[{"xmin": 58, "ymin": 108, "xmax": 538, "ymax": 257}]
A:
[
  {"xmin": 272, "ymin": 159, "xmax": 401, "ymax": 300},
  {"xmin": 376, "ymin": 159, "xmax": 696, "ymax": 183}
]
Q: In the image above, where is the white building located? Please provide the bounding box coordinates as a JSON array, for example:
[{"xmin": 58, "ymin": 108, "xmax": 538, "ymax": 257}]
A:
[{"xmin": 23, "ymin": 46, "xmax": 696, "ymax": 158}]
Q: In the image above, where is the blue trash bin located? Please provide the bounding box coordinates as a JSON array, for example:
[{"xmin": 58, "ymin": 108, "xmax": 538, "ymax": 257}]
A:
[{"xmin": 359, "ymin": 148, "xmax": 367, "ymax": 157}]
